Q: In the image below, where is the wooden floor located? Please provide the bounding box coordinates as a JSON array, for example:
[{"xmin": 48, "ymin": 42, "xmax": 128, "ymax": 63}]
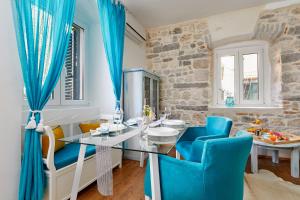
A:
[
  {"xmin": 78, "ymin": 150, "xmax": 300, "ymax": 200},
  {"xmin": 78, "ymin": 159, "xmax": 145, "ymax": 200}
]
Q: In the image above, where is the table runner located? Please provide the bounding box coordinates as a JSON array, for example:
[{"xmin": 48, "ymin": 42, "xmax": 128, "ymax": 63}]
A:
[
  {"xmin": 86, "ymin": 128, "xmax": 140, "ymax": 196},
  {"xmin": 96, "ymin": 146, "xmax": 113, "ymax": 196}
]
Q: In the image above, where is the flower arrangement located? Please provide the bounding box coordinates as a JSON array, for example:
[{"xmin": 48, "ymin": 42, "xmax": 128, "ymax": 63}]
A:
[{"xmin": 143, "ymin": 105, "xmax": 156, "ymax": 122}]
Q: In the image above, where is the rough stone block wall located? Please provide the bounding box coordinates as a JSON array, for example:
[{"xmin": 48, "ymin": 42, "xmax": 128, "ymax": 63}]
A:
[
  {"xmin": 252, "ymin": 6, "xmax": 300, "ymax": 134},
  {"xmin": 145, "ymin": 5, "xmax": 300, "ymax": 134},
  {"xmin": 146, "ymin": 20, "xmax": 212, "ymax": 124}
]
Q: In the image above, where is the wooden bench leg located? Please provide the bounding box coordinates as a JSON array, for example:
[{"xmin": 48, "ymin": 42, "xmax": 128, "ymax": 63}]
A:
[
  {"xmin": 140, "ymin": 152, "xmax": 145, "ymax": 168},
  {"xmin": 119, "ymin": 158, "xmax": 123, "ymax": 168},
  {"xmin": 47, "ymin": 172, "xmax": 56, "ymax": 200}
]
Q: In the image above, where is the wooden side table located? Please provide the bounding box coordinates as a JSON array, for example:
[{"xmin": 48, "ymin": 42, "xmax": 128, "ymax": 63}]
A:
[{"xmin": 251, "ymin": 140, "xmax": 300, "ymax": 178}]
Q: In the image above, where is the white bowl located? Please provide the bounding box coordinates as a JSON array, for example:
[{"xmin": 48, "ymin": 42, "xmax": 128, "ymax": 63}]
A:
[
  {"xmin": 162, "ymin": 119, "xmax": 185, "ymax": 126},
  {"xmin": 96, "ymin": 123, "xmax": 127, "ymax": 133},
  {"xmin": 145, "ymin": 127, "xmax": 179, "ymax": 137}
]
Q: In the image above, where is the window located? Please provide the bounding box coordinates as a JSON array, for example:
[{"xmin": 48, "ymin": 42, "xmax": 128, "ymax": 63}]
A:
[
  {"xmin": 214, "ymin": 41, "xmax": 270, "ymax": 107},
  {"xmin": 23, "ymin": 23, "xmax": 86, "ymax": 106},
  {"xmin": 62, "ymin": 24, "xmax": 85, "ymax": 104}
]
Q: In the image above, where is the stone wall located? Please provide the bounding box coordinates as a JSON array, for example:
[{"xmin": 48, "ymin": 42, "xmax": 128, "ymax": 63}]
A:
[
  {"xmin": 232, "ymin": 5, "xmax": 300, "ymax": 134},
  {"xmin": 209, "ymin": 5, "xmax": 300, "ymax": 134},
  {"xmin": 146, "ymin": 20, "xmax": 211, "ymax": 124},
  {"xmin": 146, "ymin": 5, "xmax": 300, "ymax": 134}
]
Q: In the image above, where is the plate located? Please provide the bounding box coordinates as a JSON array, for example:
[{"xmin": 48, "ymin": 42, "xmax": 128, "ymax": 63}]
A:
[
  {"xmin": 145, "ymin": 127, "xmax": 179, "ymax": 137},
  {"xmin": 143, "ymin": 135, "xmax": 177, "ymax": 144},
  {"xmin": 109, "ymin": 124, "xmax": 127, "ymax": 132},
  {"xmin": 96, "ymin": 123, "xmax": 127, "ymax": 133},
  {"xmin": 125, "ymin": 117, "xmax": 143, "ymax": 126},
  {"xmin": 162, "ymin": 119, "xmax": 185, "ymax": 126}
]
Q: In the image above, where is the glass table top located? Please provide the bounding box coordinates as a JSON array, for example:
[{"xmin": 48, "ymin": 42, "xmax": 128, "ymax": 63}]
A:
[{"xmin": 60, "ymin": 125, "xmax": 188, "ymax": 155}]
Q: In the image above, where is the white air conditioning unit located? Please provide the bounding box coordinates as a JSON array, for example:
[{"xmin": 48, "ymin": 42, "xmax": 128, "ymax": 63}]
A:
[
  {"xmin": 125, "ymin": 23, "xmax": 146, "ymax": 44},
  {"xmin": 125, "ymin": 11, "xmax": 146, "ymax": 45}
]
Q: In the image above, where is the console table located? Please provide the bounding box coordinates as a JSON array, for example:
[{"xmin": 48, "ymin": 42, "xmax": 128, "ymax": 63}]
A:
[{"xmin": 251, "ymin": 139, "xmax": 300, "ymax": 178}]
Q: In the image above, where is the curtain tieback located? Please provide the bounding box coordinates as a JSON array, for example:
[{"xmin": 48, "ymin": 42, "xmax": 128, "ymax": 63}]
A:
[{"xmin": 25, "ymin": 110, "xmax": 44, "ymax": 132}]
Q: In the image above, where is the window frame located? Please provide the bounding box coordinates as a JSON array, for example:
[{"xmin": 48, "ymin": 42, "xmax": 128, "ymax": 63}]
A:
[
  {"xmin": 22, "ymin": 22, "xmax": 87, "ymax": 107},
  {"xmin": 215, "ymin": 49, "xmax": 240, "ymax": 105},
  {"xmin": 213, "ymin": 41, "xmax": 271, "ymax": 107},
  {"xmin": 238, "ymin": 47, "xmax": 264, "ymax": 105},
  {"xmin": 61, "ymin": 23, "xmax": 87, "ymax": 106},
  {"xmin": 47, "ymin": 86, "xmax": 61, "ymax": 105}
]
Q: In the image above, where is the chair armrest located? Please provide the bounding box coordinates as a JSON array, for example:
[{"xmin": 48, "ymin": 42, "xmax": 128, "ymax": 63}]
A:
[
  {"xmin": 195, "ymin": 134, "xmax": 227, "ymax": 141},
  {"xmin": 144, "ymin": 155, "xmax": 204, "ymax": 199},
  {"xmin": 188, "ymin": 140, "xmax": 206, "ymax": 163},
  {"xmin": 42, "ymin": 126, "xmax": 56, "ymax": 171},
  {"xmin": 178, "ymin": 126, "xmax": 207, "ymax": 142}
]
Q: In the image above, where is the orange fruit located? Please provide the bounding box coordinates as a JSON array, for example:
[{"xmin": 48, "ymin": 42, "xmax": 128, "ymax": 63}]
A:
[
  {"xmin": 270, "ymin": 135, "xmax": 277, "ymax": 142},
  {"xmin": 255, "ymin": 119, "xmax": 262, "ymax": 124}
]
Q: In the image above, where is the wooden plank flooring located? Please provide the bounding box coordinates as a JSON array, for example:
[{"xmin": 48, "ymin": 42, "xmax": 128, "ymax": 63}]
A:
[
  {"xmin": 77, "ymin": 159, "xmax": 145, "ymax": 200},
  {"xmin": 78, "ymin": 151, "xmax": 300, "ymax": 200}
]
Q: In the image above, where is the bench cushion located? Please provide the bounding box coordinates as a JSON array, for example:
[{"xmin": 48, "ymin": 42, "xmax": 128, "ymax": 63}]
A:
[
  {"xmin": 54, "ymin": 143, "xmax": 96, "ymax": 170},
  {"xmin": 42, "ymin": 126, "xmax": 65, "ymax": 157},
  {"xmin": 79, "ymin": 122, "xmax": 100, "ymax": 133}
]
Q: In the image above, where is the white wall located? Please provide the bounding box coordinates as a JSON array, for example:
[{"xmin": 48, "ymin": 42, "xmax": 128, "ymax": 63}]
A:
[
  {"xmin": 74, "ymin": 0, "xmax": 147, "ymax": 115},
  {"xmin": 124, "ymin": 37, "xmax": 147, "ymax": 68},
  {"xmin": 0, "ymin": 0, "xmax": 23, "ymax": 199},
  {"xmin": 86, "ymin": 22, "xmax": 146, "ymax": 115},
  {"xmin": 86, "ymin": 24, "xmax": 115, "ymax": 114}
]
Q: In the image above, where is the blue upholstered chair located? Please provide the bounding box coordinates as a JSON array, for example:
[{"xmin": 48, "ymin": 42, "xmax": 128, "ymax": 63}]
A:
[
  {"xmin": 144, "ymin": 131, "xmax": 253, "ymax": 200},
  {"xmin": 176, "ymin": 116, "xmax": 232, "ymax": 161}
]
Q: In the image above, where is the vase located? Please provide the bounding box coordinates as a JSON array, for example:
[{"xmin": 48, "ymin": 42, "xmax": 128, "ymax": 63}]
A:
[
  {"xmin": 225, "ymin": 97, "xmax": 235, "ymax": 107},
  {"xmin": 113, "ymin": 107, "xmax": 123, "ymax": 124}
]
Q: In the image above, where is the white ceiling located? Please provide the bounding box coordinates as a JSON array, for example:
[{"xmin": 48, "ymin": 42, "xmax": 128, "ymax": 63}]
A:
[{"xmin": 124, "ymin": 0, "xmax": 281, "ymax": 28}]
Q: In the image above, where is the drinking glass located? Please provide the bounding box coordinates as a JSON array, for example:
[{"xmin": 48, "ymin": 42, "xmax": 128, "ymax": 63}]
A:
[
  {"xmin": 152, "ymin": 107, "xmax": 156, "ymax": 121},
  {"xmin": 164, "ymin": 107, "xmax": 171, "ymax": 119},
  {"xmin": 113, "ymin": 108, "xmax": 123, "ymax": 133}
]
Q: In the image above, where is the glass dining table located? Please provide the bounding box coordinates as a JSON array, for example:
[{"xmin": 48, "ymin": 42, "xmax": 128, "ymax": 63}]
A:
[{"xmin": 60, "ymin": 125, "xmax": 188, "ymax": 200}]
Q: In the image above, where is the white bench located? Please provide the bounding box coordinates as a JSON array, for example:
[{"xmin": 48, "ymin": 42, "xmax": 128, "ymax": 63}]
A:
[
  {"xmin": 21, "ymin": 107, "xmax": 122, "ymax": 200},
  {"xmin": 43, "ymin": 126, "xmax": 122, "ymax": 200}
]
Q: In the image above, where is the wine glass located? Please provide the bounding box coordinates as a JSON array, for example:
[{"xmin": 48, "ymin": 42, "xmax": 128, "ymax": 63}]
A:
[
  {"xmin": 151, "ymin": 107, "xmax": 156, "ymax": 121},
  {"xmin": 165, "ymin": 107, "xmax": 171, "ymax": 119}
]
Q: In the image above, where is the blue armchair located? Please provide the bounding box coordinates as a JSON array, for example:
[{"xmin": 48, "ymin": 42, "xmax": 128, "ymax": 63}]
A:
[
  {"xmin": 144, "ymin": 131, "xmax": 253, "ymax": 200},
  {"xmin": 176, "ymin": 116, "xmax": 232, "ymax": 160}
]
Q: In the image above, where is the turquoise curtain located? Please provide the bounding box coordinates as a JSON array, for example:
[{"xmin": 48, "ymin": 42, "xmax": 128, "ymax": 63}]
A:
[
  {"xmin": 12, "ymin": 0, "xmax": 76, "ymax": 199},
  {"xmin": 97, "ymin": 0, "xmax": 126, "ymax": 109}
]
